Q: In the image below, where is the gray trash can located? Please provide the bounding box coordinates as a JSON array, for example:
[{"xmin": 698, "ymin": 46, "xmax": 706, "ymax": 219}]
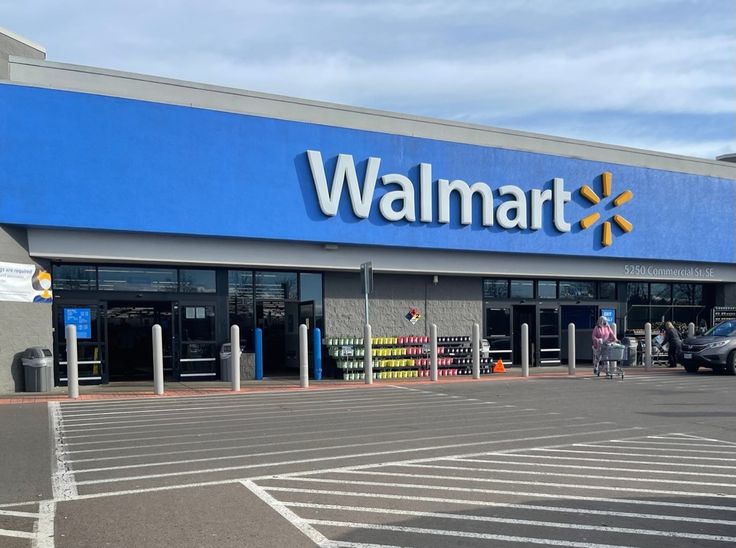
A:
[
  {"xmin": 22, "ymin": 347, "xmax": 53, "ymax": 392},
  {"xmin": 220, "ymin": 343, "xmax": 244, "ymax": 382},
  {"xmin": 622, "ymin": 337, "xmax": 637, "ymax": 366}
]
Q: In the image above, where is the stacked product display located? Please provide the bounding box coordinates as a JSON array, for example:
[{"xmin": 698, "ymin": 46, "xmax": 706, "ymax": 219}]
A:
[{"xmin": 325, "ymin": 335, "xmax": 496, "ymax": 380}]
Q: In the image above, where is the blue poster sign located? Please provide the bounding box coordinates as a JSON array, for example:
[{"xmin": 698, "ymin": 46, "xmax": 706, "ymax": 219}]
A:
[
  {"xmin": 601, "ymin": 308, "xmax": 616, "ymax": 326},
  {"xmin": 64, "ymin": 308, "xmax": 91, "ymax": 340}
]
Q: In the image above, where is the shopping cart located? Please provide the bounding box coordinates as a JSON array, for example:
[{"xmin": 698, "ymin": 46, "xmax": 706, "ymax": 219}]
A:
[{"xmin": 597, "ymin": 341, "xmax": 625, "ymax": 379}]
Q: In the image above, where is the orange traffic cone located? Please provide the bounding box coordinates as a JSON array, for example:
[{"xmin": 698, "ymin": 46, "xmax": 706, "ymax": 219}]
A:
[{"xmin": 493, "ymin": 359, "xmax": 506, "ymax": 373}]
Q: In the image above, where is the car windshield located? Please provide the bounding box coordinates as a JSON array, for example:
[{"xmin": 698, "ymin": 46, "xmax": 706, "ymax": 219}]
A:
[{"xmin": 706, "ymin": 321, "xmax": 736, "ymax": 337}]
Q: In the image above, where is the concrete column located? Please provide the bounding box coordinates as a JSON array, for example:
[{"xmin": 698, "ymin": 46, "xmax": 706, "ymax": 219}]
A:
[
  {"xmin": 645, "ymin": 322, "xmax": 652, "ymax": 371},
  {"xmin": 152, "ymin": 324, "xmax": 164, "ymax": 395},
  {"xmin": 521, "ymin": 323, "xmax": 529, "ymax": 377},
  {"xmin": 299, "ymin": 324, "xmax": 309, "ymax": 388},
  {"xmin": 472, "ymin": 323, "xmax": 480, "ymax": 379},
  {"xmin": 567, "ymin": 323, "xmax": 576, "ymax": 376},
  {"xmin": 66, "ymin": 324, "xmax": 79, "ymax": 399}
]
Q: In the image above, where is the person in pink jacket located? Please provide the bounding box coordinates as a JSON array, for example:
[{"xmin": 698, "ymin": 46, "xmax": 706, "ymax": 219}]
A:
[{"xmin": 592, "ymin": 316, "xmax": 618, "ymax": 375}]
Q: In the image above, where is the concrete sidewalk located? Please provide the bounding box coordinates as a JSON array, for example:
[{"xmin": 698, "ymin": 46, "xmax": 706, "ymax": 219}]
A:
[{"xmin": 0, "ymin": 364, "xmax": 681, "ymax": 404}]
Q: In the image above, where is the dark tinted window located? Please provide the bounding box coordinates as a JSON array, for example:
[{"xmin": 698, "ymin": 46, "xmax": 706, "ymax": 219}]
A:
[
  {"xmin": 599, "ymin": 282, "xmax": 616, "ymax": 300},
  {"xmin": 538, "ymin": 281, "xmax": 557, "ymax": 299},
  {"xmin": 52, "ymin": 265, "xmax": 97, "ymax": 291},
  {"xmin": 627, "ymin": 283, "xmax": 649, "ymax": 305},
  {"xmin": 180, "ymin": 270, "xmax": 216, "ymax": 293},
  {"xmin": 98, "ymin": 267, "xmax": 177, "ymax": 292},
  {"xmin": 510, "ymin": 280, "xmax": 534, "ymax": 299},
  {"xmin": 559, "ymin": 281, "xmax": 595, "ymax": 300},
  {"xmin": 483, "ymin": 279, "xmax": 509, "ymax": 299},
  {"xmin": 256, "ymin": 272, "xmax": 298, "ymax": 300}
]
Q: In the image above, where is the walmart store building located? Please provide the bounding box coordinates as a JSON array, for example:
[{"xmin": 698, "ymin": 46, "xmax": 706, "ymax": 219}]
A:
[{"xmin": 1, "ymin": 30, "xmax": 735, "ymax": 391}]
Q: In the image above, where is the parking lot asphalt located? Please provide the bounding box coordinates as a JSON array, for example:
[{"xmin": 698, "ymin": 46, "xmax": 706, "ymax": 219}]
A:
[{"xmin": 1, "ymin": 368, "xmax": 735, "ymax": 547}]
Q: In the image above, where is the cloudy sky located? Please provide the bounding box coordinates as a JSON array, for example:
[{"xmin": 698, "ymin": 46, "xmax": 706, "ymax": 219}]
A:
[{"xmin": 1, "ymin": 0, "xmax": 734, "ymax": 159}]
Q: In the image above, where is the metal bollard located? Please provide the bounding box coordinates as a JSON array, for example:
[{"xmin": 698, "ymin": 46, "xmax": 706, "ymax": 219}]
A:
[
  {"xmin": 472, "ymin": 323, "xmax": 480, "ymax": 379},
  {"xmin": 567, "ymin": 322, "xmax": 576, "ymax": 376},
  {"xmin": 645, "ymin": 322, "xmax": 652, "ymax": 371},
  {"xmin": 299, "ymin": 324, "xmax": 309, "ymax": 388},
  {"xmin": 430, "ymin": 324, "xmax": 438, "ymax": 381},
  {"xmin": 688, "ymin": 322, "xmax": 695, "ymax": 339},
  {"xmin": 521, "ymin": 323, "xmax": 529, "ymax": 377},
  {"xmin": 66, "ymin": 324, "xmax": 79, "ymax": 399},
  {"xmin": 231, "ymin": 325, "xmax": 241, "ymax": 392},
  {"xmin": 255, "ymin": 328, "xmax": 263, "ymax": 380},
  {"xmin": 364, "ymin": 324, "xmax": 373, "ymax": 384},
  {"xmin": 314, "ymin": 327, "xmax": 322, "ymax": 381},
  {"xmin": 152, "ymin": 324, "xmax": 164, "ymax": 395}
]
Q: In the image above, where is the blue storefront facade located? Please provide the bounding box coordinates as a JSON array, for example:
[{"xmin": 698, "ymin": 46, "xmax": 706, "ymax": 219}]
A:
[{"xmin": 1, "ymin": 50, "xmax": 735, "ymax": 389}]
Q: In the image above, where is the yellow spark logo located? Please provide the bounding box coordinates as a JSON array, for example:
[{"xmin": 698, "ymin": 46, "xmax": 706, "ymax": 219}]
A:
[{"xmin": 579, "ymin": 172, "xmax": 633, "ymax": 247}]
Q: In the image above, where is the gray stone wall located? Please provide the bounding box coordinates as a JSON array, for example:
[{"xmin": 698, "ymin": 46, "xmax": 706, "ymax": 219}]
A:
[
  {"xmin": 0, "ymin": 226, "xmax": 53, "ymax": 393},
  {"xmin": 324, "ymin": 272, "xmax": 482, "ymax": 338}
]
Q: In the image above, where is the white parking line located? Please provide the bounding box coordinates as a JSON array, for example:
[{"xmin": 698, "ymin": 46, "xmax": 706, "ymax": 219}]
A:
[
  {"xmin": 404, "ymin": 463, "xmax": 736, "ymax": 488},
  {"xmin": 33, "ymin": 501, "xmax": 55, "ymax": 548},
  {"xmin": 305, "ymin": 519, "xmax": 634, "ymax": 548},
  {"xmin": 288, "ymin": 502, "xmax": 736, "ymax": 543},
  {"xmin": 447, "ymin": 457, "xmax": 736, "ymax": 477},
  {"xmin": 469, "ymin": 452, "xmax": 736, "ymax": 469},
  {"xmin": 0, "ymin": 509, "xmax": 39, "ymax": 518},
  {"xmin": 49, "ymin": 402, "xmax": 77, "ymax": 500},
  {"xmin": 269, "ymin": 478, "xmax": 736, "ymax": 511},
  {"xmin": 73, "ymin": 425, "xmax": 634, "ymax": 486},
  {"xmin": 0, "ymin": 528, "xmax": 35, "ymax": 539},
  {"xmin": 529, "ymin": 448, "xmax": 736, "ymax": 461},
  {"xmin": 61, "ymin": 400, "xmax": 517, "ymax": 433},
  {"xmin": 240, "ymin": 480, "xmax": 331, "ymax": 547},
  {"xmin": 573, "ymin": 443, "xmax": 736, "ymax": 454},
  {"xmin": 333, "ymin": 469, "xmax": 736, "ymax": 498},
  {"xmin": 262, "ymin": 486, "xmax": 736, "ymax": 525}
]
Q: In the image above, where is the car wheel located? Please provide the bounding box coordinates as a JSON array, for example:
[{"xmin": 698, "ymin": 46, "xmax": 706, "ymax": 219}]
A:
[
  {"xmin": 726, "ymin": 352, "xmax": 736, "ymax": 376},
  {"xmin": 683, "ymin": 362, "xmax": 699, "ymax": 374}
]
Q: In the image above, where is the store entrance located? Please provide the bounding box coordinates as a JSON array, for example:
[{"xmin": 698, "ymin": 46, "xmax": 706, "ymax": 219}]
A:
[
  {"xmin": 513, "ymin": 305, "xmax": 537, "ymax": 367},
  {"xmin": 106, "ymin": 302, "xmax": 173, "ymax": 381}
]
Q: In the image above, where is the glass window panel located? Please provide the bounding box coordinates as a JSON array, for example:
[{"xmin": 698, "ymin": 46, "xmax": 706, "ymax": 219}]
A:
[
  {"xmin": 561, "ymin": 305, "xmax": 597, "ymax": 329},
  {"xmin": 538, "ymin": 281, "xmax": 557, "ymax": 299},
  {"xmin": 483, "ymin": 279, "xmax": 509, "ymax": 300},
  {"xmin": 228, "ymin": 271, "xmax": 254, "ymax": 352},
  {"xmin": 651, "ymin": 283, "xmax": 671, "ymax": 305},
  {"xmin": 627, "ymin": 305, "xmax": 649, "ymax": 330},
  {"xmin": 559, "ymin": 280, "xmax": 595, "ymax": 300},
  {"xmin": 599, "ymin": 282, "xmax": 616, "ymax": 300},
  {"xmin": 673, "ymin": 284, "xmax": 693, "ymax": 304},
  {"xmin": 179, "ymin": 270, "xmax": 216, "ymax": 293},
  {"xmin": 540, "ymin": 308, "xmax": 559, "ymax": 336},
  {"xmin": 485, "ymin": 307, "xmax": 511, "ymax": 337},
  {"xmin": 181, "ymin": 306, "xmax": 216, "ymax": 342},
  {"xmin": 627, "ymin": 283, "xmax": 649, "ymax": 306},
  {"xmin": 98, "ymin": 267, "xmax": 177, "ymax": 292},
  {"xmin": 256, "ymin": 272, "xmax": 298, "ymax": 300},
  {"xmin": 300, "ymin": 273, "xmax": 323, "ymax": 324},
  {"xmin": 510, "ymin": 280, "xmax": 534, "ymax": 299},
  {"xmin": 52, "ymin": 265, "xmax": 97, "ymax": 291},
  {"xmin": 693, "ymin": 285, "xmax": 704, "ymax": 305},
  {"xmin": 650, "ymin": 306, "xmax": 671, "ymax": 325}
]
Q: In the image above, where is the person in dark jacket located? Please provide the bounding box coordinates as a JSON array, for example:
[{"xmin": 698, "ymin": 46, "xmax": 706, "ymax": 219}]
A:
[{"xmin": 663, "ymin": 321, "xmax": 682, "ymax": 368}]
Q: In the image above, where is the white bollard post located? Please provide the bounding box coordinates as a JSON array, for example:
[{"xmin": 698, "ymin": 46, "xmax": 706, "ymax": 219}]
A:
[
  {"xmin": 472, "ymin": 323, "xmax": 480, "ymax": 379},
  {"xmin": 688, "ymin": 322, "xmax": 695, "ymax": 339},
  {"xmin": 521, "ymin": 323, "xmax": 529, "ymax": 377},
  {"xmin": 568, "ymin": 323, "xmax": 576, "ymax": 376},
  {"xmin": 645, "ymin": 322, "xmax": 652, "ymax": 371},
  {"xmin": 364, "ymin": 324, "xmax": 373, "ymax": 384},
  {"xmin": 430, "ymin": 324, "xmax": 438, "ymax": 381},
  {"xmin": 66, "ymin": 324, "xmax": 79, "ymax": 399},
  {"xmin": 152, "ymin": 324, "xmax": 164, "ymax": 395},
  {"xmin": 299, "ymin": 323, "xmax": 309, "ymax": 388},
  {"xmin": 231, "ymin": 324, "xmax": 241, "ymax": 392}
]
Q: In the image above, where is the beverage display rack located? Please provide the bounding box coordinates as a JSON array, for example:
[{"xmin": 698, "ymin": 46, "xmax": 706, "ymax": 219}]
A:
[{"xmin": 325, "ymin": 335, "xmax": 496, "ymax": 381}]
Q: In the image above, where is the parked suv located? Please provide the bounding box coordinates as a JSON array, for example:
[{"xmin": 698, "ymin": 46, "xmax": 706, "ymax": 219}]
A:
[{"xmin": 681, "ymin": 320, "xmax": 736, "ymax": 375}]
